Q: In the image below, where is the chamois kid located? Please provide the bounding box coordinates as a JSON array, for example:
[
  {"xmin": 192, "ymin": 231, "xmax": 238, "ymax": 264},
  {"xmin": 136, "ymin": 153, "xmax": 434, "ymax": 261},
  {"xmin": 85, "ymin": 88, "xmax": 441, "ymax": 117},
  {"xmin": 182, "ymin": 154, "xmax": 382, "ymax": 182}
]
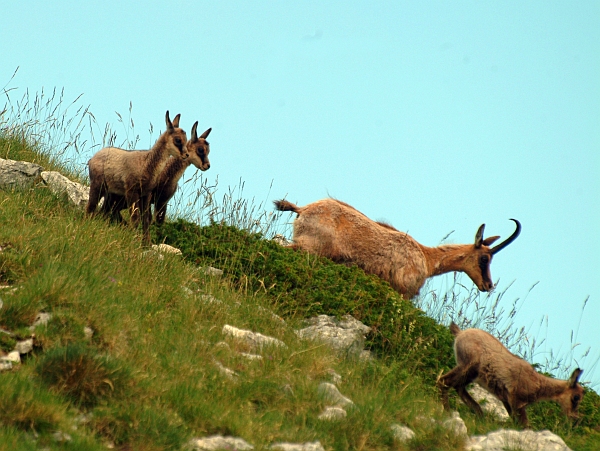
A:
[
  {"xmin": 102, "ymin": 122, "xmax": 212, "ymax": 224},
  {"xmin": 86, "ymin": 111, "xmax": 189, "ymax": 243},
  {"xmin": 274, "ymin": 198, "xmax": 520, "ymax": 299},
  {"xmin": 438, "ymin": 323, "xmax": 584, "ymax": 427}
]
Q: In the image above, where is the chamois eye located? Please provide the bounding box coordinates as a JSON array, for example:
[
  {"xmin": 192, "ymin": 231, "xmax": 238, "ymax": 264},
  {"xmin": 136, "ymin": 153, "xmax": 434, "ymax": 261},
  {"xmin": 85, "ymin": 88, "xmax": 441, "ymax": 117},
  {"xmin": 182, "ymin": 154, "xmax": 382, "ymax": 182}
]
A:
[
  {"xmin": 480, "ymin": 255, "xmax": 489, "ymax": 265},
  {"xmin": 573, "ymin": 395, "xmax": 581, "ymax": 403}
]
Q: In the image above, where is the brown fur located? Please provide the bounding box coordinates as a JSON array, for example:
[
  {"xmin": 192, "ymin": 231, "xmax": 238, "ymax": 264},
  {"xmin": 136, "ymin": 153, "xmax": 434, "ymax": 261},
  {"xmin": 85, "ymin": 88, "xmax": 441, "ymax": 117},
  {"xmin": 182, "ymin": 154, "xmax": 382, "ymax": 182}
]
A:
[
  {"xmin": 101, "ymin": 122, "xmax": 212, "ymax": 225},
  {"xmin": 437, "ymin": 323, "xmax": 584, "ymax": 427},
  {"xmin": 86, "ymin": 111, "xmax": 189, "ymax": 244},
  {"xmin": 274, "ymin": 198, "xmax": 520, "ymax": 299}
]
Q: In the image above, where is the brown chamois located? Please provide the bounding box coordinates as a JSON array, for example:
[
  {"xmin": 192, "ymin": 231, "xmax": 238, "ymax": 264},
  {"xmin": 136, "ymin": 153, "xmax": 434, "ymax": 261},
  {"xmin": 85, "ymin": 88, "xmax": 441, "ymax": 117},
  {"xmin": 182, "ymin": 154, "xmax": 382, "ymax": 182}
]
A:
[
  {"xmin": 86, "ymin": 111, "xmax": 189, "ymax": 244},
  {"xmin": 273, "ymin": 198, "xmax": 520, "ymax": 299},
  {"xmin": 437, "ymin": 323, "xmax": 584, "ymax": 427},
  {"xmin": 101, "ymin": 122, "xmax": 212, "ymax": 224}
]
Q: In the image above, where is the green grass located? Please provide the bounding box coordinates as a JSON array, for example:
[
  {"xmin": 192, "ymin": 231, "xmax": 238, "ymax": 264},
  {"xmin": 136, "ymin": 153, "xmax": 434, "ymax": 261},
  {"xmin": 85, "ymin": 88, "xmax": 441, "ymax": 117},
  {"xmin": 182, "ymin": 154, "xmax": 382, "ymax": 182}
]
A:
[{"xmin": 1, "ymin": 100, "xmax": 600, "ymax": 449}]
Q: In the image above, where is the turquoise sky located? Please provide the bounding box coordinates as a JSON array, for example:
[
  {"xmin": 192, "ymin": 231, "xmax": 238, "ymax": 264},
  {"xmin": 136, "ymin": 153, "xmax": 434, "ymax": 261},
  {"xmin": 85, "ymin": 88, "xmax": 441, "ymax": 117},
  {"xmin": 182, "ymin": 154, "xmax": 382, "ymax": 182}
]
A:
[{"xmin": 2, "ymin": 2, "xmax": 598, "ymax": 385}]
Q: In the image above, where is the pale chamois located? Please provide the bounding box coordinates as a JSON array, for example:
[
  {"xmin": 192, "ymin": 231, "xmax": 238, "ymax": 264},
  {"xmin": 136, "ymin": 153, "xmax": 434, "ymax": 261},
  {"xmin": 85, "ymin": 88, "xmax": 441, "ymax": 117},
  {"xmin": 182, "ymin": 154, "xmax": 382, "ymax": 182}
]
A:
[
  {"xmin": 273, "ymin": 198, "xmax": 520, "ymax": 299},
  {"xmin": 86, "ymin": 111, "xmax": 189, "ymax": 243},
  {"xmin": 101, "ymin": 122, "xmax": 212, "ymax": 224},
  {"xmin": 437, "ymin": 323, "xmax": 584, "ymax": 427}
]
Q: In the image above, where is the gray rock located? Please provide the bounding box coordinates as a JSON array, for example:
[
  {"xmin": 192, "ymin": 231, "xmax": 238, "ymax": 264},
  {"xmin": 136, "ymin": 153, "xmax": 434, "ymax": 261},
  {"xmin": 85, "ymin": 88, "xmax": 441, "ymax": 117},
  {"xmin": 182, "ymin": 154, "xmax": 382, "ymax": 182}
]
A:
[
  {"xmin": 467, "ymin": 429, "xmax": 571, "ymax": 451},
  {"xmin": 40, "ymin": 171, "xmax": 89, "ymax": 207},
  {"xmin": 200, "ymin": 266, "xmax": 223, "ymax": 277},
  {"xmin": 0, "ymin": 158, "xmax": 43, "ymax": 190},
  {"xmin": 1, "ymin": 351, "xmax": 21, "ymax": 363},
  {"xmin": 272, "ymin": 234, "xmax": 291, "ymax": 246},
  {"xmin": 29, "ymin": 312, "xmax": 52, "ymax": 331},
  {"xmin": 240, "ymin": 352, "xmax": 263, "ymax": 361},
  {"xmin": 213, "ymin": 360, "xmax": 238, "ymax": 380},
  {"xmin": 442, "ymin": 411, "xmax": 468, "ymax": 437},
  {"xmin": 326, "ymin": 369, "xmax": 342, "ymax": 384},
  {"xmin": 295, "ymin": 315, "xmax": 371, "ymax": 357},
  {"xmin": 317, "ymin": 382, "xmax": 354, "ymax": 408},
  {"xmin": 52, "ymin": 431, "xmax": 72, "ymax": 442},
  {"xmin": 222, "ymin": 325, "xmax": 287, "ymax": 350},
  {"xmin": 317, "ymin": 406, "xmax": 347, "ymax": 421},
  {"xmin": 0, "ymin": 361, "xmax": 13, "ymax": 372},
  {"xmin": 466, "ymin": 384, "xmax": 510, "ymax": 421},
  {"xmin": 83, "ymin": 326, "xmax": 94, "ymax": 340},
  {"xmin": 390, "ymin": 424, "xmax": 415, "ymax": 442},
  {"xmin": 151, "ymin": 243, "xmax": 182, "ymax": 255},
  {"xmin": 15, "ymin": 338, "xmax": 34, "ymax": 354},
  {"xmin": 188, "ymin": 435, "xmax": 254, "ymax": 450},
  {"xmin": 270, "ymin": 441, "xmax": 325, "ymax": 451}
]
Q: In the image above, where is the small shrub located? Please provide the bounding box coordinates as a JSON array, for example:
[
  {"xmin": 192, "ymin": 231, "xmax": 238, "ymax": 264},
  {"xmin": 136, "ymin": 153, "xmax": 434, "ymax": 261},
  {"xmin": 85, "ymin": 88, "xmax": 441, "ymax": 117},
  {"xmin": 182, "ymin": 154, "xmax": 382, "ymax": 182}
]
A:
[{"xmin": 35, "ymin": 342, "xmax": 129, "ymax": 408}]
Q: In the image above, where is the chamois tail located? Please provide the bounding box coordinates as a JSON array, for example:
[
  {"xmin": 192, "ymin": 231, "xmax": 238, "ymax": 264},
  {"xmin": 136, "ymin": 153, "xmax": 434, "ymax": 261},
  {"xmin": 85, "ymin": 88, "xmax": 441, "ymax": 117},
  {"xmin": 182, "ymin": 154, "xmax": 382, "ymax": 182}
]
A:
[
  {"xmin": 449, "ymin": 322, "xmax": 461, "ymax": 336},
  {"xmin": 274, "ymin": 199, "xmax": 302, "ymax": 215}
]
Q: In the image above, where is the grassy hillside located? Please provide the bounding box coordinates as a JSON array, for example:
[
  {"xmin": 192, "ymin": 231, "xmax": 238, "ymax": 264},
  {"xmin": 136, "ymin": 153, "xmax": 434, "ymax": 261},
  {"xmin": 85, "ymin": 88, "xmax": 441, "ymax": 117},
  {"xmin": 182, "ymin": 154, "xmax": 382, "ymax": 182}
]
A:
[{"xmin": 1, "ymin": 124, "xmax": 600, "ymax": 450}]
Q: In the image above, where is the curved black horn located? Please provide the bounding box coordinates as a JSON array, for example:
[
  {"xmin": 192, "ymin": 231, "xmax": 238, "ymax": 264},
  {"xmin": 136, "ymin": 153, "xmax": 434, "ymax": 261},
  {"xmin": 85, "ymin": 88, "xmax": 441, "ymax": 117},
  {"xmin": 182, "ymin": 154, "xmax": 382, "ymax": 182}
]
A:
[
  {"xmin": 490, "ymin": 219, "xmax": 521, "ymax": 255},
  {"xmin": 191, "ymin": 121, "xmax": 198, "ymax": 141}
]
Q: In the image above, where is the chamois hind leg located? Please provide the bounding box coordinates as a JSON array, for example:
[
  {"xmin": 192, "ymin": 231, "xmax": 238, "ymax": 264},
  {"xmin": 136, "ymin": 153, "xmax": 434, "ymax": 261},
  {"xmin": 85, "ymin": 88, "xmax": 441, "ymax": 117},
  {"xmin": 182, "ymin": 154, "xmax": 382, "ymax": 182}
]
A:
[
  {"xmin": 437, "ymin": 366, "xmax": 483, "ymax": 416},
  {"xmin": 86, "ymin": 180, "xmax": 103, "ymax": 216}
]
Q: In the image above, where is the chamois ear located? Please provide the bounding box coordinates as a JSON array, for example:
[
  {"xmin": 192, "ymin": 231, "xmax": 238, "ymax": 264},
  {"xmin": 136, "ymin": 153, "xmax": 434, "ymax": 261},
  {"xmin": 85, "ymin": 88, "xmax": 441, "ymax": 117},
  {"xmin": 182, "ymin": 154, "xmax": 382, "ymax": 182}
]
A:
[
  {"xmin": 200, "ymin": 127, "xmax": 212, "ymax": 139},
  {"xmin": 191, "ymin": 121, "xmax": 199, "ymax": 141},
  {"xmin": 482, "ymin": 236, "xmax": 500, "ymax": 246},
  {"xmin": 172, "ymin": 114, "xmax": 181, "ymax": 128},
  {"xmin": 165, "ymin": 111, "xmax": 174, "ymax": 131},
  {"xmin": 474, "ymin": 224, "xmax": 485, "ymax": 248},
  {"xmin": 569, "ymin": 368, "xmax": 583, "ymax": 388}
]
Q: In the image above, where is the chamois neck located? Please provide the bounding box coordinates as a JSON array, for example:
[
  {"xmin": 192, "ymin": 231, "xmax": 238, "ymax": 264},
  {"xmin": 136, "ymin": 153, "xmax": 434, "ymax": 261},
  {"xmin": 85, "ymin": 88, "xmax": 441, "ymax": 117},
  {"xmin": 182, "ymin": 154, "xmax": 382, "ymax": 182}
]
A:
[
  {"xmin": 145, "ymin": 133, "xmax": 172, "ymax": 184},
  {"xmin": 421, "ymin": 244, "xmax": 472, "ymax": 277},
  {"xmin": 534, "ymin": 373, "xmax": 569, "ymax": 401},
  {"xmin": 161, "ymin": 155, "xmax": 190, "ymax": 184}
]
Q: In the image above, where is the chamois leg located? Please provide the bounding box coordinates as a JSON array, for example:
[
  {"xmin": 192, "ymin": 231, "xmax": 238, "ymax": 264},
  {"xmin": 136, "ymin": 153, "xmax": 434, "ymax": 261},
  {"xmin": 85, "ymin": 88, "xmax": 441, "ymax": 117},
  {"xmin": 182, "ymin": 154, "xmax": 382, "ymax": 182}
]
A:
[
  {"xmin": 438, "ymin": 366, "xmax": 483, "ymax": 416},
  {"xmin": 139, "ymin": 194, "xmax": 152, "ymax": 245},
  {"xmin": 514, "ymin": 407, "xmax": 529, "ymax": 428},
  {"xmin": 86, "ymin": 180, "xmax": 103, "ymax": 215},
  {"xmin": 154, "ymin": 196, "xmax": 167, "ymax": 225}
]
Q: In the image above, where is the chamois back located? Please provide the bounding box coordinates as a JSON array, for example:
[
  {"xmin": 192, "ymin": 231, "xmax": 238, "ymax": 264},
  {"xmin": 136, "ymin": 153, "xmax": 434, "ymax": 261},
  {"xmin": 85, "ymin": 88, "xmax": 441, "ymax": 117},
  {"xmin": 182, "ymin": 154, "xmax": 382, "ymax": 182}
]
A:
[{"xmin": 274, "ymin": 198, "xmax": 521, "ymax": 299}]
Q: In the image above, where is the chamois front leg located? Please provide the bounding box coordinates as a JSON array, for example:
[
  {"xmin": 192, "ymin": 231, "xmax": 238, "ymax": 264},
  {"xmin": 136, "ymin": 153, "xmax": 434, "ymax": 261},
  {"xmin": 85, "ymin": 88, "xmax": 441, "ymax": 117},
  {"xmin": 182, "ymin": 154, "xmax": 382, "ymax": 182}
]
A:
[
  {"xmin": 139, "ymin": 194, "xmax": 153, "ymax": 245},
  {"xmin": 86, "ymin": 180, "xmax": 103, "ymax": 216}
]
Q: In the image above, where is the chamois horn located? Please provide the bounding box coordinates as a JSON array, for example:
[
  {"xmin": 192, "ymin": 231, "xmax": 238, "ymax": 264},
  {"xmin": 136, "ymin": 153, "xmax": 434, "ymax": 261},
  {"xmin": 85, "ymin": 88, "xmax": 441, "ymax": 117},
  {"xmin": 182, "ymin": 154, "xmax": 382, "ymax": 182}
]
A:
[{"xmin": 490, "ymin": 219, "xmax": 521, "ymax": 255}]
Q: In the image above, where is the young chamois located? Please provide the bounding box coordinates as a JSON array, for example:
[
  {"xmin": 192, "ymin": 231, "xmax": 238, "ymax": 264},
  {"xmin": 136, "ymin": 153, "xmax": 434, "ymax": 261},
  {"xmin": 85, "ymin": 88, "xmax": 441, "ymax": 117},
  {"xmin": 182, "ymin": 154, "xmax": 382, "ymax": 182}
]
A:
[
  {"xmin": 274, "ymin": 198, "xmax": 520, "ymax": 299},
  {"xmin": 437, "ymin": 323, "xmax": 584, "ymax": 427},
  {"xmin": 101, "ymin": 122, "xmax": 212, "ymax": 224},
  {"xmin": 86, "ymin": 111, "xmax": 189, "ymax": 243}
]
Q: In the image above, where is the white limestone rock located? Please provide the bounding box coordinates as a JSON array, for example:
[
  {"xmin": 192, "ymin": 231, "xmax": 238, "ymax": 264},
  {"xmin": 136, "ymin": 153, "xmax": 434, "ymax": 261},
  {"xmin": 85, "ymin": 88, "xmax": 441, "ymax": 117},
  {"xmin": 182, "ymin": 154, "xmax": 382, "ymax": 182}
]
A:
[
  {"xmin": 317, "ymin": 406, "xmax": 347, "ymax": 421},
  {"xmin": 295, "ymin": 315, "xmax": 371, "ymax": 357},
  {"xmin": 29, "ymin": 312, "xmax": 52, "ymax": 331},
  {"xmin": 0, "ymin": 158, "xmax": 43, "ymax": 189},
  {"xmin": 467, "ymin": 383, "xmax": 510, "ymax": 421},
  {"xmin": 270, "ymin": 441, "xmax": 325, "ymax": 451},
  {"xmin": 151, "ymin": 243, "xmax": 182, "ymax": 255},
  {"xmin": 317, "ymin": 382, "xmax": 354, "ymax": 408},
  {"xmin": 390, "ymin": 424, "xmax": 415, "ymax": 442},
  {"xmin": 40, "ymin": 171, "xmax": 89, "ymax": 208},
  {"xmin": 442, "ymin": 411, "xmax": 468, "ymax": 437},
  {"xmin": 15, "ymin": 338, "xmax": 34, "ymax": 354},
  {"xmin": 467, "ymin": 428, "xmax": 571, "ymax": 451},
  {"xmin": 188, "ymin": 435, "xmax": 254, "ymax": 450},
  {"xmin": 222, "ymin": 325, "xmax": 287, "ymax": 350}
]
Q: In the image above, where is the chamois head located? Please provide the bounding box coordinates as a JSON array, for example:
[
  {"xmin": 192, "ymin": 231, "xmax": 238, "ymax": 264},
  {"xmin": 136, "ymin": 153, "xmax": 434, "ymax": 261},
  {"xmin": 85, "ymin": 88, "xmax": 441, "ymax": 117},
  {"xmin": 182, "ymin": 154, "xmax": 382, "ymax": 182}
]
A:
[
  {"xmin": 164, "ymin": 111, "xmax": 189, "ymax": 160},
  {"xmin": 461, "ymin": 219, "xmax": 521, "ymax": 292},
  {"xmin": 555, "ymin": 368, "xmax": 585, "ymax": 420},
  {"xmin": 185, "ymin": 121, "xmax": 212, "ymax": 171}
]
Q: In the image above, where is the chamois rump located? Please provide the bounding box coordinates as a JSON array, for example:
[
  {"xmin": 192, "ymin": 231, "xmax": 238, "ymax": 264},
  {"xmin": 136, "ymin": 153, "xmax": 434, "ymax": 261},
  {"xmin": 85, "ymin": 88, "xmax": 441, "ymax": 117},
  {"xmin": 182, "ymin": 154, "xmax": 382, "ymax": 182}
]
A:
[
  {"xmin": 86, "ymin": 111, "xmax": 189, "ymax": 243},
  {"xmin": 437, "ymin": 323, "xmax": 584, "ymax": 427},
  {"xmin": 273, "ymin": 198, "xmax": 520, "ymax": 299},
  {"xmin": 102, "ymin": 122, "xmax": 212, "ymax": 224}
]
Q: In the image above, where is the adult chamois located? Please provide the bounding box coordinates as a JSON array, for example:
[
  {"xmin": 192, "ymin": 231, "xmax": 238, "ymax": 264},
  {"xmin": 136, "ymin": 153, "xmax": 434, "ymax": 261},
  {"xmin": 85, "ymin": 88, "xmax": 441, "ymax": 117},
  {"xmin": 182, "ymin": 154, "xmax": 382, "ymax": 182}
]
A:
[
  {"xmin": 273, "ymin": 198, "xmax": 520, "ymax": 299},
  {"xmin": 437, "ymin": 323, "xmax": 584, "ymax": 427},
  {"xmin": 101, "ymin": 122, "xmax": 212, "ymax": 224},
  {"xmin": 86, "ymin": 111, "xmax": 189, "ymax": 244}
]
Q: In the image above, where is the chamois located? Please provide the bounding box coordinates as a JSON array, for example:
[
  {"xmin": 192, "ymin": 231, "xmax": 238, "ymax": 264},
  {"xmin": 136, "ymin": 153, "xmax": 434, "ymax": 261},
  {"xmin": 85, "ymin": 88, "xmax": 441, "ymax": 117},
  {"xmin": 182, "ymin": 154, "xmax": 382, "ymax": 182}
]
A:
[
  {"xmin": 86, "ymin": 111, "xmax": 189, "ymax": 243},
  {"xmin": 437, "ymin": 323, "xmax": 584, "ymax": 427},
  {"xmin": 101, "ymin": 122, "xmax": 212, "ymax": 224},
  {"xmin": 273, "ymin": 198, "xmax": 520, "ymax": 299}
]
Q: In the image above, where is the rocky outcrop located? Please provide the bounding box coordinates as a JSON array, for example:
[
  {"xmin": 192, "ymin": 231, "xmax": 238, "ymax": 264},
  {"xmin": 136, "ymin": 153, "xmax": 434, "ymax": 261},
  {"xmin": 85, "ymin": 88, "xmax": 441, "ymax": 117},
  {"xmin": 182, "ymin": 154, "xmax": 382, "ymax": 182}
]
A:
[
  {"xmin": 467, "ymin": 429, "xmax": 571, "ymax": 451},
  {"xmin": 40, "ymin": 170, "xmax": 89, "ymax": 208},
  {"xmin": 0, "ymin": 158, "xmax": 43, "ymax": 189}
]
